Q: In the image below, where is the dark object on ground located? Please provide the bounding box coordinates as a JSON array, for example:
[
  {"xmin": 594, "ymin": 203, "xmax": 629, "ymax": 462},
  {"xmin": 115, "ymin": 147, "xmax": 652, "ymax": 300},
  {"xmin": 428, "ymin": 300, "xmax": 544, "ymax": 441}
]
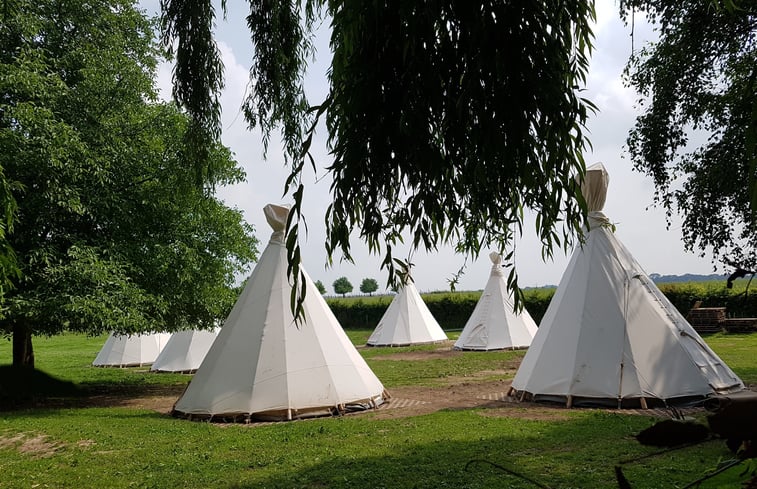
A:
[
  {"xmin": 635, "ymin": 419, "xmax": 710, "ymax": 447},
  {"xmin": 705, "ymin": 391, "xmax": 757, "ymax": 455},
  {"xmin": 0, "ymin": 365, "xmax": 81, "ymax": 408},
  {"xmin": 614, "ymin": 466, "xmax": 633, "ymax": 489}
]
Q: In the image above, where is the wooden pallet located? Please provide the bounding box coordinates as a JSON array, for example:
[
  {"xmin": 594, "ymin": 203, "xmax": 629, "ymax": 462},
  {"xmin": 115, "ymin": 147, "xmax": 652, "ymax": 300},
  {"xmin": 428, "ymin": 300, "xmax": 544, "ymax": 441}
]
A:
[
  {"xmin": 723, "ymin": 317, "xmax": 757, "ymax": 333},
  {"xmin": 686, "ymin": 306, "xmax": 726, "ymax": 333}
]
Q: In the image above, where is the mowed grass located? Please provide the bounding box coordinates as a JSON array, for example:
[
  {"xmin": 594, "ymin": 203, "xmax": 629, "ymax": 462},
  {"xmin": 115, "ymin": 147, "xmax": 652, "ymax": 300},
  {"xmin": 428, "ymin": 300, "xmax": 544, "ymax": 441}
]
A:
[{"xmin": 0, "ymin": 331, "xmax": 755, "ymax": 488}]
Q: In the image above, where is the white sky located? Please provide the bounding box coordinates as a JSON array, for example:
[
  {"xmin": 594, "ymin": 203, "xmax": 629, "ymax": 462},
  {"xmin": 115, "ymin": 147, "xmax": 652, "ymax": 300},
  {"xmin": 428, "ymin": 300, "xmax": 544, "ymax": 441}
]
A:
[{"xmin": 141, "ymin": 0, "xmax": 721, "ymax": 293}]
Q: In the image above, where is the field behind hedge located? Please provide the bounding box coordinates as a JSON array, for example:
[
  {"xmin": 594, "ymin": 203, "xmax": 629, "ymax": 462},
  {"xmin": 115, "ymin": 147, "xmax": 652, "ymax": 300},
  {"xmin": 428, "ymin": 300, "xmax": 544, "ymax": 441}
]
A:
[{"xmin": 327, "ymin": 280, "xmax": 757, "ymax": 329}]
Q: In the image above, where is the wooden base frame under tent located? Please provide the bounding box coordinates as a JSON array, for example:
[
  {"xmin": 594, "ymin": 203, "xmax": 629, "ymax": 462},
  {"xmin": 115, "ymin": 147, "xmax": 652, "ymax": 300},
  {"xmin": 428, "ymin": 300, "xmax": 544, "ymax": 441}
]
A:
[
  {"xmin": 453, "ymin": 345, "xmax": 529, "ymax": 352},
  {"xmin": 171, "ymin": 391, "xmax": 389, "ymax": 423},
  {"xmin": 507, "ymin": 386, "xmax": 728, "ymax": 410}
]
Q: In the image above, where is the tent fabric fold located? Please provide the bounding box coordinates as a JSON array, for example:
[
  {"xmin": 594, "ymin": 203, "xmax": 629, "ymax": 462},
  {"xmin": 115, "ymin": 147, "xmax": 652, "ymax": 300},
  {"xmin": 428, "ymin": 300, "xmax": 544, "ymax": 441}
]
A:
[
  {"xmin": 366, "ymin": 280, "xmax": 448, "ymax": 347},
  {"xmin": 93, "ymin": 332, "xmax": 170, "ymax": 368},
  {"xmin": 150, "ymin": 328, "xmax": 220, "ymax": 373},
  {"xmin": 171, "ymin": 204, "xmax": 387, "ymax": 422},
  {"xmin": 454, "ymin": 252, "xmax": 538, "ymax": 351},
  {"xmin": 510, "ymin": 163, "xmax": 743, "ymax": 408}
]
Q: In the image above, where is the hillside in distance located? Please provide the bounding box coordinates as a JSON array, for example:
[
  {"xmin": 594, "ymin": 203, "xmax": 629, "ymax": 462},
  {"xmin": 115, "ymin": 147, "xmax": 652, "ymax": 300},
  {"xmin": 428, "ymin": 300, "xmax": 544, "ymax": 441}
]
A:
[{"xmin": 649, "ymin": 273, "xmax": 727, "ymax": 284}]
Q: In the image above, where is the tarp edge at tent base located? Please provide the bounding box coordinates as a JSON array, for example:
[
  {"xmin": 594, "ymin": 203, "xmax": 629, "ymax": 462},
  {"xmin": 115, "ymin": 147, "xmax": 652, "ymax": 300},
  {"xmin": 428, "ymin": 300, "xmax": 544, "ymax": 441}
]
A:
[
  {"xmin": 93, "ymin": 362, "xmax": 153, "ymax": 369},
  {"xmin": 452, "ymin": 345, "xmax": 529, "ymax": 352},
  {"xmin": 508, "ymin": 387, "xmax": 744, "ymax": 410},
  {"xmin": 171, "ymin": 391, "xmax": 389, "ymax": 423}
]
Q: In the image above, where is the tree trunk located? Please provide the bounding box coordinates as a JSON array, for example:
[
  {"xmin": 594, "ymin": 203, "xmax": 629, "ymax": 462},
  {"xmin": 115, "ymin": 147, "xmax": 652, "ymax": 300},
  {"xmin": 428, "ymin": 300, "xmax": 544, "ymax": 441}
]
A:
[{"xmin": 12, "ymin": 322, "xmax": 34, "ymax": 368}]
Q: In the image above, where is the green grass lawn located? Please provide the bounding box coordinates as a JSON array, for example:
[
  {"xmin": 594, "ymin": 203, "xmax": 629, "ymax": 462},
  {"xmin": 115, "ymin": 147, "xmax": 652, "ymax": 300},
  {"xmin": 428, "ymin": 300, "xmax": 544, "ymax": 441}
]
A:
[{"xmin": 0, "ymin": 332, "xmax": 755, "ymax": 488}]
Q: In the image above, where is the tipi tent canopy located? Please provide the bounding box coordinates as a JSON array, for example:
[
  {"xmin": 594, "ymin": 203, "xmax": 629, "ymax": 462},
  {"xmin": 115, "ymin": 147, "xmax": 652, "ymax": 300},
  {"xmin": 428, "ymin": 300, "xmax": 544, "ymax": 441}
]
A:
[
  {"xmin": 510, "ymin": 163, "xmax": 743, "ymax": 408},
  {"xmin": 93, "ymin": 332, "xmax": 170, "ymax": 368},
  {"xmin": 366, "ymin": 278, "xmax": 448, "ymax": 347},
  {"xmin": 150, "ymin": 328, "xmax": 220, "ymax": 373},
  {"xmin": 454, "ymin": 252, "xmax": 537, "ymax": 351},
  {"xmin": 172, "ymin": 204, "xmax": 387, "ymax": 422}
]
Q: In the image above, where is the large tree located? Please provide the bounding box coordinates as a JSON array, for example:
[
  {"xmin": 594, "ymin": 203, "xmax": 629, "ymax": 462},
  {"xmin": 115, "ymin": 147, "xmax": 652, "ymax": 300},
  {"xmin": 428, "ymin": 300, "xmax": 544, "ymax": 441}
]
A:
[
  {"xmin": 161, "ymin": 0, "xmax": 597, "ymax": 311},
  {"xmin": 0, "ymin": 0, "xmax": 258, "ymax": 368},
  {"xmin": 620, "ymin": 0, "xmax": 757, "ymax": 270}
]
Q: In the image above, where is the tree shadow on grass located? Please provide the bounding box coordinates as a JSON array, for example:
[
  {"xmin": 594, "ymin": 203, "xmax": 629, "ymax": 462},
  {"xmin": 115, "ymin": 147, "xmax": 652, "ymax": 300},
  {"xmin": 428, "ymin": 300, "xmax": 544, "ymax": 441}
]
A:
[
  {"xmin": 223, "ymin": 411, "xmax": 739, "ymax": 489},
  {"xmin": 0, "ymin": 365, "xmax": 185, "ymax": 412}
]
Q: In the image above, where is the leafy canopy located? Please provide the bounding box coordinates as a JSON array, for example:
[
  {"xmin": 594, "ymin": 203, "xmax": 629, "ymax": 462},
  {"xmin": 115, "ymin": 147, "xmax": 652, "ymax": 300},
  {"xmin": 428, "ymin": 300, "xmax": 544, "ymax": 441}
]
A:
[
  {"xmin": 0, "ymin": 0, "xmax": 259, "ymax": 356},
  {"xmin": 359, "ymin": 278, "xmax": 379, "ymax": 295},
  {"xmin": 162, "ymin": 0, "xmax": 597, "ymax": 309},
  {"xmin": 620, "ymin": 0, "xmax": 757, "ymax": 270},
  {"xmin": 332, "ymin": 276, "xmax": 353, "ymax": 297}
]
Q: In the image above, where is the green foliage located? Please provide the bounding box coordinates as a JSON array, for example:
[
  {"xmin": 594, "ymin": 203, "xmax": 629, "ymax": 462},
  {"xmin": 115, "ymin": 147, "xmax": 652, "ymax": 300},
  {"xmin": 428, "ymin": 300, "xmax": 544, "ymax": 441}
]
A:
[
  {"xmin": 658, "ymin": 281, "xmax": 757, "ymax": 318},
  {"xmin": 332, "ymin": 276, "xmax": 353, "ymax": 297},
  {"xmin": 359, "ymin": 277, "xmax": 379, "ymax": 295},
  {"xmin": 161, "ymin": 0, "xmax": 598, "ymax": 318},
  {"xmin": 329, "ymin": 281, "xmax": 757, "ymax": 330},
  {"xmin": 0, "ymin": 0, "xmax": 259, "ymax": 361},
  {"xmin": 328, "ymin": 289, "xmax": 556, "ymax": 330},
  {"xmin": 327, "ymin": 295, "xmax": 394, "ymax": 329},
  {"xmin": 314, "ymin": 280, "xmax": 326, "ymax": 295},
  {"xmin": 620, "ymin": 0, "xmax": 757, "ymax": 270},
  {"xmin": 159, "ymin": 0, "xmax": 224, "ymax": 181}
]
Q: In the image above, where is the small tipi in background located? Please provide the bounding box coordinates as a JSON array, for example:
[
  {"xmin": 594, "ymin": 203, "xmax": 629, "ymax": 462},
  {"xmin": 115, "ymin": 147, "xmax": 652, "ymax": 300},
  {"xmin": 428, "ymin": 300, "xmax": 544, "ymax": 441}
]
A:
[
  {"xmin": 454, "ymin": 252, "xmax": 537, "ymax": 351},
  {"xmin": 366, "ymin": 277, "xmax": 448, "ymax": 347},
  {"xmin": 171, "ymin": 204, "xmax": 388, "ymax": 422},
  {"xmin": 92, "ymin": 332, "xmax": 170, "ymax": 368},
  {"xmin": 150, "ymin": 328, "xmax": 220, "ymax": 373},
  {"xmin": 510, "ymin": 163, "xmax": 743, "ymax": 408}
]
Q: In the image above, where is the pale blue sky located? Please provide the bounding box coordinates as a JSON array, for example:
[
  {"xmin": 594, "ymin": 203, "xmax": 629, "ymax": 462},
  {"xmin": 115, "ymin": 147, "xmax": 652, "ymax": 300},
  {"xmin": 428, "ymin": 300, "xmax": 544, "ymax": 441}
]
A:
[{"xmin": 140, "ymin": 1, "xmax": 722, "ymax": 293}]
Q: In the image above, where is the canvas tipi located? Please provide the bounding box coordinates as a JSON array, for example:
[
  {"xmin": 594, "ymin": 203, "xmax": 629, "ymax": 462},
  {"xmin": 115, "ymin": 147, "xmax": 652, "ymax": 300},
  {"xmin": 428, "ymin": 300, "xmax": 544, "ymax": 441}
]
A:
[
  {"xmin": 454, "ymin": 252, "xmax": 538, "ymax": 351},
  {"xmin": 510, "ymin": 163, "xmax": 743, "ymax": 408},
  {"xmin": 92, "ymin": 332, "xmax": 171, "ymax": 367},
  {"xmin": 150, "ymin": 328, "xmax": 220, "ymax": 373},
  {"xmin": 171, "ymin": 204, "xmax": 388, "ymax": 421},
  {"xmin": 366, "ymin": 278, "xmax": 448, "ymax": 346}
]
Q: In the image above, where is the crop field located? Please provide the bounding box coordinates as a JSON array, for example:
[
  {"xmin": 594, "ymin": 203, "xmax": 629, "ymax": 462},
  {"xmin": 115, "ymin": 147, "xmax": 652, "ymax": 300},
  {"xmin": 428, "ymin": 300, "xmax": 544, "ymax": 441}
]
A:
[{"xmin": 0, "ymin": 331, "xmax": 755, "ymax": 488}]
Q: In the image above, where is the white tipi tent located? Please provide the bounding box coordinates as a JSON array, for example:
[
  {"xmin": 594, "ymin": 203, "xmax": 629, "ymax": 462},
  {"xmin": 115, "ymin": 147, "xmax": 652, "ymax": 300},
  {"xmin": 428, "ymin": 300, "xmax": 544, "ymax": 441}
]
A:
[
  {"xmin": 510, "ymin": 163, "xmax": 743, "ymax": 408},
  {"xmin": 171, "ymin": 204, "xmax": 387, "ymax": 421},
  {"xmin": 454, "ymin": 252, "xmax": 538, "ymax": 351},
  {"xmin": 150, "ymin": 328, "xmax": 220, "ymax": 373},
  {"xmin": 92, "ymin": 332, "xmax": 170, "ymax": 368},
  {"xmin": 366, "ymin": 278, "xmax": 448, "ymax": 346}
]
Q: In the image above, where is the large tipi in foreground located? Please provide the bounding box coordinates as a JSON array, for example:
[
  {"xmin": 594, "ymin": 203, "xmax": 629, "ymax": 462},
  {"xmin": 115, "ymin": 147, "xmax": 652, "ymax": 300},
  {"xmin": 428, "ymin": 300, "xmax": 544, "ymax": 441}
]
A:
[
  {"xmin": 150, "ymin": 328, "xmax": 220, "ymax": 373},
  {"xmin": 366, "ymin": 278, "xmax": 448, "ymax": 347},
  {"xmin": 92, "ymin": 332, "xmax": 170, "ymax": 367},
  {"xmin": 509, "ymin": 163, "xmax": 743, "ymax": 408},
  {"xmin": 454, "ymin": 252, "xmax": 538, "ymax": 351},
  {"xmin": 172, "ymin": 204, "xmax": 388, "ymax": 421}
]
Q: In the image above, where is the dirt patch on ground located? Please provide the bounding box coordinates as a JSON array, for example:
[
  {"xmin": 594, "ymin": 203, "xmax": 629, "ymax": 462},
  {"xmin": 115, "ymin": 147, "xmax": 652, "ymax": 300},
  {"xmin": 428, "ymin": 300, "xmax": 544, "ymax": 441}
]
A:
[
  {"xmin": 0, "ymin": 431, "xmax": 64, "ymax": 458},
  {"xmin": 8, "ymin": 349, "xmax": 749, "ymax": 424},
  {"xmin": 369, "ymin": 346, "xmax": 463, "ymax": 361},
  {"xmin": 370, "ymin": 379, "xmax": 576, "ymax": 421},
  {"xmin": 78, "ymin": 384, "xmax": 187, "ymax": 412}
]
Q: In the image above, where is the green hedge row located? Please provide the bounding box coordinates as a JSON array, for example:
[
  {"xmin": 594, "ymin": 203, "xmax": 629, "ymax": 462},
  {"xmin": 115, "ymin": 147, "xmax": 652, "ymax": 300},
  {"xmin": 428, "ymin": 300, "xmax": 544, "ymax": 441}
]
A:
[{"xmin": 326, "ymin": 281, "xmax": 757, "ymax": 330}]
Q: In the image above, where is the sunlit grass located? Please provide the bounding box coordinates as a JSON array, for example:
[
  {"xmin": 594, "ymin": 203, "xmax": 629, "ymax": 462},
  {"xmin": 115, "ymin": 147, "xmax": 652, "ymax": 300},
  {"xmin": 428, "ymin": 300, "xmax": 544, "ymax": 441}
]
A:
[{"xmin": 0, "ymin": 331, "xmax": 755, "ymax": 488}]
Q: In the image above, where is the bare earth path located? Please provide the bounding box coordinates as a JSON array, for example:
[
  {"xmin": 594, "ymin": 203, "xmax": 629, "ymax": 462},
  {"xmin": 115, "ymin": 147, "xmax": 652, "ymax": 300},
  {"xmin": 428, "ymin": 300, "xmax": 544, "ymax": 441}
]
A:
[{"xmin": 65, "ymin": 347, "xmax": 723, "ymax": 423}]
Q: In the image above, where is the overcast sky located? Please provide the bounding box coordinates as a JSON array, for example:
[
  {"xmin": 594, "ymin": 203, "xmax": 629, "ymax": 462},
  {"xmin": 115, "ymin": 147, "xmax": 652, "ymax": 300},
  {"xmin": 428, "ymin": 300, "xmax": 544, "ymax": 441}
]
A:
[{"xmin": 142, "ymin": 0, "xmax": 722, "ymax": 293}]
